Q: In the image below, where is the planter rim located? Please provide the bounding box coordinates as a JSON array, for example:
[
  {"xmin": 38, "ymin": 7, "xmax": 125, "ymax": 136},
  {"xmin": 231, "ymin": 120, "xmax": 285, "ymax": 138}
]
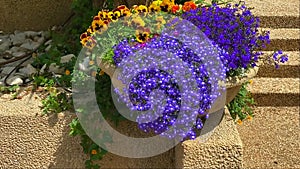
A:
[{"xmin": 97, "ymin": 58, "xmax": 259, "ymax": 88}]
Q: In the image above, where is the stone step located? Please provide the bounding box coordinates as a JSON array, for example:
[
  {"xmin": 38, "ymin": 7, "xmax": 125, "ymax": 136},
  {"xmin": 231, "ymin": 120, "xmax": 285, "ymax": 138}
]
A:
[
  {"xmin": 250, "ymin": 78, "xmax": 300, "ymax": 94},
  {"xmin": 245, "ymin": 0, "xmax": 300, "ymax": 28},
  {"xmin": 262, "ymin": 28, "xmax": 300, "ymax": 51},
  {"xmin": 237, "ymin": 106, "xmax": 300, "ymax": 168},
  {"xmin": 248, "ymin": 78, "xmax": 300, "ymax": 107},
  {"xmin": 0, "ymin": 93, "xmax": 243, "ymax": 168},
  {"xmin": 256, "ymin": 51, "xmax": 300, "ymax": 78}
]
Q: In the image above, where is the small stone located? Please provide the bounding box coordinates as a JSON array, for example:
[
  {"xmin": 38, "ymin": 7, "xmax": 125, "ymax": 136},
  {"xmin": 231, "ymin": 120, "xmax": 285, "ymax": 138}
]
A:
[
  {"xmin": 44, "ymin": 40, "xmax": 52, "ymax": 46},
  {"xmin": 60, "ymin": 54, "xmax": 75, "ymax": 64},
  {"xmin": 2, "ymin": 53, "xmax": 13, "ymax": 60},
  {"xmin": 14, "ymin": 30, "xmax": 21, "ymax": 35},
  {"xmin": 20, "ymin": 41, "xmax": 40, "ymax": 51},
  {"xmin": 49, "ymin": 63, "xmax": 64, "ymax": 74},
  {"xmin": 6, "ymin": 76, "xmax": 23, "ymax": 85},
  {"xmin": 0, "ymin": 35, "xmax": 9, "ymax": 44},
  {"xmin": 0, "ymin": 41, "xmax": 11, "ymax": 52},
  {"xmin": 1, "ymin": 66, "xmax": 16, "ymax": 75},
  {"xmin": 45, "ymin": 45, "xmax": 51, "ymax": 52},
  {"xmin": 24, "ymin": 31, "xmax": 39, "ymax": 38},
  {"xmin": 12, "ymin": 51, "xmax": 26, "ymax": 57},
  {"xmin": 40, "ymin": 64, "xmax": 47, "ymax": 74},
  {"xmin": 4, "ymin": 50, "xmax": 12, "ymax": 55},
  {"xmin": 12, "ymin": 32, "xmax": 26, "ymax": 46},
  {"xmin": 10, "ymin": 46, "xmax": 20, "ymax": 53},
  {"xmin": 35, "ymin": 36, "xmax": 45, "ymax": 44},
  {"xmin": 40, "ymin": 31, "xmax": 50, "ymax": 39},
  {"xmin": 18, "ymin": 64, "xmax": 37, "ymax": 76}
]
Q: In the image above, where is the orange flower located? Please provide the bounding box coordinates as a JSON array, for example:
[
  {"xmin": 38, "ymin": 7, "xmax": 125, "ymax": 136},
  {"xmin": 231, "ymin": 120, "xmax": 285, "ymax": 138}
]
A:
[
  {"xmin": 237, "ymin": 119, "xmax": 243, "ymax": 125},
  {"xmin": 182, "ymin": 1, "xmax": 197, "ymax": 12},
  {"xmin": 65, "ymin": 69, "xmax": 70, "ymax": 76},
  {"xmin": 91, "ymin": 149, "xmax": 97, "ymax": 155},
  {"xmin": 172, "ymin": 5, "xmax": 180, "ymax": 13},
  {"xmin": 89, "ymin": 60, "xmax": 95, "ymax": 65},
  {"xmin": 247, "ymin": 115, "xmax": 253, "ymax": 121},
  {"xmin": 99, "ymin": 70, "xmax": 105, "ymax": 76}
]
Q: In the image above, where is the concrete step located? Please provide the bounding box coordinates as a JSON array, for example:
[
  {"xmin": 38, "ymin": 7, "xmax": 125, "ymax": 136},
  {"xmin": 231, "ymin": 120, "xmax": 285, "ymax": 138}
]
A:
[
  {"xmin": 257, "ymin": 51, "xmax": 300, "ymax": 78},
  {"xmin": 248, "ymin": 78, "xmax": 300, "ymax": 107},
  {"xmin": 237, "ymin": 106, "xmax": 300, "ymax": 168},
  {"xmin": 0, "ymin": 93, "xmax": 243, "ymax": 168},
  {"xmin": 245, "ymin": 0, "xmax": 300, "ymax": 28},
  {"xmin": 262, "ymin": 28, "xmax": 300, "ymax": 51}
]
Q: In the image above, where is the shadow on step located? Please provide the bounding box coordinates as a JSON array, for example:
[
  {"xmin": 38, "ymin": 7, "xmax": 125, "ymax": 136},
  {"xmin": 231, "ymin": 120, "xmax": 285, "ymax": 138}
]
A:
[
  {"xmin": 264, "ymin": 39, "xmax": 300, "ymax": 51},
  {"xmin": 259, "ymin": 16, "xmax": 300, "ymax": 28},
  {"xmin": 257, "ymin": 65, "xmax": 300, "ymax": 78},
  {"xmin": 253, "ymin": 93, "xmax": 300, "ymax": 107}
]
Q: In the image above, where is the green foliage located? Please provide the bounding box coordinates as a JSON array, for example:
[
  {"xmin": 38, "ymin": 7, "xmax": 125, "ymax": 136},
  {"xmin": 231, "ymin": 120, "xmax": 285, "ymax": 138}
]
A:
[
  {"xmin": 41, "ymin": 90, "xmax": 71, "ymax": 115},
  {"xmin": 227, "ymin": 82, "xmax": 255, "ymax": 121},
  {"xmin": 0, "ymin": 85, "xmax": 19, "ymax": 93}
]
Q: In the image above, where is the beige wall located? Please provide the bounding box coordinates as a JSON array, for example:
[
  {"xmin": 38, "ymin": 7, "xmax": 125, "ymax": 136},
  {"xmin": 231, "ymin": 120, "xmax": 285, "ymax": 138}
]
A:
[
  {"xmin": 0, "ymin": 0, "xmax": 73, "ymax": 33},
  {"xmin": 0, "ymin": 0, "xmax": 151, "ymax": 33}
]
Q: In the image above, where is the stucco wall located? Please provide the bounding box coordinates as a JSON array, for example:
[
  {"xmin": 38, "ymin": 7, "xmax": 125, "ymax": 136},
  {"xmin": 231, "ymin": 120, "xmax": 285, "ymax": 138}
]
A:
[{"xmin": 0, "ymin": 0, "xmax": 73, "ymax": 33}]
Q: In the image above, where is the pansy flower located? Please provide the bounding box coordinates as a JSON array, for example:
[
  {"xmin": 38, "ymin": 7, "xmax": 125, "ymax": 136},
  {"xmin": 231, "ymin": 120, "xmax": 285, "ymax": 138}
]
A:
[
  {"xmin": 98, "ymin": 10, "xmax": 109, "ymax": 20},
  {"xmin": 149, "ymin": 1, "xmax": 161, "ymax": 12},
  {"xmin": 136, "ymin": 5, "xmax": 148, "ymax": 13},
  {"xmin": 135, "ymin": 28, "xmax": 150, "ymax": 43},
  {"xmin": 86, "ymin": 26, "xmax": 94, "ymax": 36},
  {"xmin": 91, "ymin": 17, "xmax": 108, "ymax": 34},
  {"xmin": 155, "ymin": 16, "xmax": 166, "ymax": 30},
  {"xmin": 108, "ymin": 11, "xmax": 121, "ymax": 22},
  {"xmin": 131, "ymin": 16, "xmax": 145, "ymax": 28},
  {"xmin": 160, "ymin": 0, "xmax": 175, "ymax": 12}
]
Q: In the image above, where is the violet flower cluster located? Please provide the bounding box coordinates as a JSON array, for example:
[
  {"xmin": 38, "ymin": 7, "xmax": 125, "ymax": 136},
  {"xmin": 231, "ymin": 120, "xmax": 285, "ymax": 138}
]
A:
[
  {"xmin": 112, "ymin": 33, "xmax": 224, "ymax": 140},
  {"xmin": 181, "ymin": 3, "xmax": 288, "ymax": 75}
]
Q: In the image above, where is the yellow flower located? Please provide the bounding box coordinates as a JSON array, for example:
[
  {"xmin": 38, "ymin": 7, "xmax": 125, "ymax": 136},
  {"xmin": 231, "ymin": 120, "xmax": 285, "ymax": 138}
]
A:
[
  {"xmin": 136, "ymin": 5, "xmax": 148, "ymax": 13},
  {"xmin": 131, "ymin": 16, "xmax": 145, "ymax": 27},
  {"xmin": 91, "ymin": 19, "xmax": 108, "ymax": 34},
  {"xmin": 149, "ymin": 1, "xmax": 162, "ymax": 13},
  {"xmin": 108, "ymin": 11, "xmax": 121, "ymax": 22},
  {"xmin": 237, "ymin": 119, "xmax": 243, "ymax": 125},
  {"xmin": 99, "ymin": 70, "xmax": 105, "ymax": 76},
  {"xmin": 136, "ymin": 30, "xmax": 149, "ymax": 43},
  {"xmin": 65, "ymin": 69, "xmax": 70, "ymax": 76},
  {"xmin": 89, "ymin": 60, "xmax": 95, "ymax": 65},
  {"xmin": 160, "ymin": 0, "xmax": 175, "ymax": 12},
  {"xmin": 249, "ymin": 79, "xmax": 253, "ymax": 85},
  {"xmin": 247, "ymin": 115, "xmax": 253, "ymax": 121},
  {"xmin": 98, "ymin": 10, "xmax": 109, "ymax": 20},
  {"xmin": 91, "ymin": 149, "xmax": 97, "ymax": 155}
]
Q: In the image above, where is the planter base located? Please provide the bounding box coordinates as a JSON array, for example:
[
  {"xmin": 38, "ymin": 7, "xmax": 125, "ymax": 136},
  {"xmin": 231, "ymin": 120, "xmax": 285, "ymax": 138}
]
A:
[{"xmin": 175, "ymin": 108, "xmax": 243, "ymax": 169}]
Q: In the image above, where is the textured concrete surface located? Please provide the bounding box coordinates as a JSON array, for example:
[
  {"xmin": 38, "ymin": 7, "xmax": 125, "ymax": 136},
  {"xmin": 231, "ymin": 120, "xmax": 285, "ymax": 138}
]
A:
[
  {"xmin": 0, "ymin": 0, "xmax": 73, "ymax": 33},
  {"xmin": 245, "ymin": 0, "xmax": 299, "ymax": 28},
  {"xmin": 263, "ymin": 28, "xmax": 300, "ymax": 51},
  {"xmin": 0, "ymin": 94, "xmax": 87, "ymax": 168},
  {"xmin": 175, "ymin": 110, "xmax": 243, "ymax": 169},
  {"xmin": 250, "ymin": 78, "xmax": 300, "ymax": 93},
  {"xmin": 0, "ymin": 92, "xmax": 242, "ymax": 168},
  {"xmin": 245, "ymin": 0, "xmax": 300, "ymax": 17},
  {"xmin": 237, "ymin": 106, "xmax": 300, "ymax": 168}
]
